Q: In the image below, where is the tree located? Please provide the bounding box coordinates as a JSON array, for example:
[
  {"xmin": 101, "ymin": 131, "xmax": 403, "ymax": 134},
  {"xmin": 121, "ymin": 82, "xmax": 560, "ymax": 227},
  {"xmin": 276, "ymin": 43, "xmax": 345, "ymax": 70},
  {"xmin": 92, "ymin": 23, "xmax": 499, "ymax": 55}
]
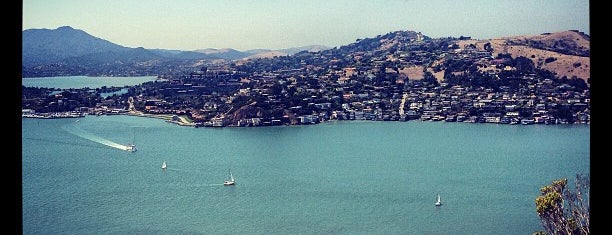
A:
[
  {"xmin": 484, "ymin": 42, "xmax": 493, "ymax": 52},
  {"xmin": 515, "ymin": 56, "xmax": 535, "ymax": 74},
  {"xmin": 423, "ymin": 71, "xmax": 439, "ymax": 86},
  {"xmin": 534, "ymin": 174, "xmax": 590, "ymax": 235}
]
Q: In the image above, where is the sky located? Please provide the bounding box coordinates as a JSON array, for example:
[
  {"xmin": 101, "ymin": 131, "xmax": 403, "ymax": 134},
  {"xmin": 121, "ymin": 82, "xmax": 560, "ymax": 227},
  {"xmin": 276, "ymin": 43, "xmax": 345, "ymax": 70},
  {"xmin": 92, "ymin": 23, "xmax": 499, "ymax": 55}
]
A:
[{"xmin": 22, "ymin": 0, "xmax": 589, "ymax": 51}]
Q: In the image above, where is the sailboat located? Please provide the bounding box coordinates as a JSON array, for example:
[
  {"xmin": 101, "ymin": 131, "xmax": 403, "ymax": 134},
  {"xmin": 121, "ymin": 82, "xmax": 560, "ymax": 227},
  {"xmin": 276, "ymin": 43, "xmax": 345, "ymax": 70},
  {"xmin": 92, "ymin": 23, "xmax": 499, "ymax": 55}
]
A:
[
  {"xmin": 125, "ymin": 130, "xmax": 137, "ymax": 152},
  {"xmin": 161, "ymin": 161, "xmax": 167, "ymax": 170},
  {"xmin": 223, "ymin": 169, "xmax": 235, "ymax": 186},
  {"xmin": 435, "ymin": 193, "xmax": 442, "ymax": 206}
]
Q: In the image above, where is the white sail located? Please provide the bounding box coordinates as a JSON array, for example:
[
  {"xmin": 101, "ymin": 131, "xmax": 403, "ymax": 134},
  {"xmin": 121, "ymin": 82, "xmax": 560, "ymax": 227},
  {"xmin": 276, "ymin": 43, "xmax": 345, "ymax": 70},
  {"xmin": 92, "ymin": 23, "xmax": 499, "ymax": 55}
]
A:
[
  {"xmin": 224, "ymin": 169, "xmax": 235, "ymax": 186},
  {"xmin": 126, "ymin": 130, "xmax": 137, "ymax": 152}
]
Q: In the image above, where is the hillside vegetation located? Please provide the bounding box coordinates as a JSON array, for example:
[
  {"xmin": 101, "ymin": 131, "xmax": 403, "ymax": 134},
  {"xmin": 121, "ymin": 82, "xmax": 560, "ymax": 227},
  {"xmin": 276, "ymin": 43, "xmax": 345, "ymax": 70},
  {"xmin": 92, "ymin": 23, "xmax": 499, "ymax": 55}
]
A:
[{"xmin": 457, "ymin": 30, "xmax": 590, "ymax": 81}]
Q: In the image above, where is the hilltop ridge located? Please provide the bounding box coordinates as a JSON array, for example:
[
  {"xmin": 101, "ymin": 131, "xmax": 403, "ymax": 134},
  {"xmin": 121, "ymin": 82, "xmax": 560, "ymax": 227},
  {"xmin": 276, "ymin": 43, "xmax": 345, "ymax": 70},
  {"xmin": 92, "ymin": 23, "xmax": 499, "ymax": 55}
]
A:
[
  {"xmin": 22, "ymin": 26, "xmax": 330, "ymax": 77},
  {"xmin": 456, "ymin": 30, "xmax": 590, "ymax": 81},
  {"xmin": 22, "ymin": 26, "xmax": 589, "ymax": 81}
]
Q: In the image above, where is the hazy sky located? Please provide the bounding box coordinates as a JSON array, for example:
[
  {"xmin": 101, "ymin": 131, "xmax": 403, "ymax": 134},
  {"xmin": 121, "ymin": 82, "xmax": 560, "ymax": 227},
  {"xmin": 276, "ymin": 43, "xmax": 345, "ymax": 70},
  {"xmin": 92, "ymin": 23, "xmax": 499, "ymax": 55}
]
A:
[{"xmin": 23, "ymin": 0, "xmax": 589, "ymax": 51}]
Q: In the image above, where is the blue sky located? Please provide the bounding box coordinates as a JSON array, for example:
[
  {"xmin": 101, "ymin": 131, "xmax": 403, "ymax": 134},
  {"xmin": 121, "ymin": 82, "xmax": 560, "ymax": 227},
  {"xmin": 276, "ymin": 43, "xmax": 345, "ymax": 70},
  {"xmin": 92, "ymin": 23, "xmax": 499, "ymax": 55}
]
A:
[{"xmin": 23, "ymin": 0, "xmax": 589, "ymax": 51}]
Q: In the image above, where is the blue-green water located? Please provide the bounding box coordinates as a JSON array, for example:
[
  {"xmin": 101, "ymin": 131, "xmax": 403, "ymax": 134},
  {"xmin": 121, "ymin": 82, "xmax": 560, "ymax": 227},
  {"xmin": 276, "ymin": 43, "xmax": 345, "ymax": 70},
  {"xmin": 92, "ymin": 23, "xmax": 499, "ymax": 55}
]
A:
[
  {"xmin": 100, "ymin": 88, "xmax": 129, "ymax": 98},
  {"xmin": 22, "ymin": 76, "xmax": 157, "ymax": 89},
  {"xmin": 22, "ymin": 116, "xmax": 590, "ymax": 234}
]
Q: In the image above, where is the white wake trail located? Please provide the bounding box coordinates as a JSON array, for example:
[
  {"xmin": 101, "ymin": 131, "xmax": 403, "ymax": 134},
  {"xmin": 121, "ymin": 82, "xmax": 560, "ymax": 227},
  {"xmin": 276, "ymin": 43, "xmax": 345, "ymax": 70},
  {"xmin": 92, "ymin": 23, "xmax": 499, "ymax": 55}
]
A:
[{"xmin": 63, "ymin": 124, "xmax": 130, "ymax": 151}]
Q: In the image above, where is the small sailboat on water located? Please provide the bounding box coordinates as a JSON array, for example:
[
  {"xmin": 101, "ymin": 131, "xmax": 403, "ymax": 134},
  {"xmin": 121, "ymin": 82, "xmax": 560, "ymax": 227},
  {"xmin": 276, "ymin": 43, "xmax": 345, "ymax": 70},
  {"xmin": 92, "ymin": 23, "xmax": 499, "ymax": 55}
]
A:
[
  {"xmin": 161, "ymin": 161, "xmax": 167, "ymax": 170},
  {"xmin": 435, "ymin": 193, "xmax": 442, "ymax": 206},
  {"xmin": 223, "ymin": 169, "xmax": 235, "ymax": 186},
  {"xmin": 125, "ymin": 131, "xmax": 137, "ymax": 152}
]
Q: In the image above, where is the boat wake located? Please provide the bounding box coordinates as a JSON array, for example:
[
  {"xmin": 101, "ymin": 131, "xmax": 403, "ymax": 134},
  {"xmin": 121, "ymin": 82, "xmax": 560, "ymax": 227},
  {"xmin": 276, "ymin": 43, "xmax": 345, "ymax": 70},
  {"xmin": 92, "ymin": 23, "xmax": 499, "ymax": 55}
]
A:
[
  {"xmin": 23, "ymin": 137, "xmax": 104, "ymax": 149},
  {"xmin": 163, "ymin": 167, "xmax": 191, "ymax": 173},
  {"xmin": 63, "ymin": 124, "xmax": 130, "ymax": 151}
]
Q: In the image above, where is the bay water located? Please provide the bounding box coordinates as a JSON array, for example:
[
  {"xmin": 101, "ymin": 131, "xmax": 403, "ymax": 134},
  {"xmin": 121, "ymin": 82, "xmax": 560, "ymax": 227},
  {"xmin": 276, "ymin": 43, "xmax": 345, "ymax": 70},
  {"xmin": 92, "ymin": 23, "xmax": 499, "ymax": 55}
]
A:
[
  {"xmin": 22, "ymin": 115, "xmax": 590, "ymax": 234},
  {"xmin": 21, "ymin": 76, "xmax": 158, "ymax": 89}
]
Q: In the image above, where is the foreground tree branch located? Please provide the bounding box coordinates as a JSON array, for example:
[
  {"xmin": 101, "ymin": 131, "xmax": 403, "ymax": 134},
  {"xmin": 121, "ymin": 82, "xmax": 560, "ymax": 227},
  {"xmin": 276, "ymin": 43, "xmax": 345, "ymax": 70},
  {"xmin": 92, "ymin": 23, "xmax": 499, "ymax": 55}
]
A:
[{"xmin": 534, "ymin": 174, "xmax": 590, "ymax": 235}]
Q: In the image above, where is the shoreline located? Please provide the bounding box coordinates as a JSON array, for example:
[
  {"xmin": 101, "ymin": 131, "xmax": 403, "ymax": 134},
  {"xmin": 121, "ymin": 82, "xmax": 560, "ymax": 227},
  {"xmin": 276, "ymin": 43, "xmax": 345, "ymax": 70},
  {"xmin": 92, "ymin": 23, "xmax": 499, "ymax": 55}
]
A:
[
  {"xmin": 123, "ymin": 111, "xmax": 196, "ymax": 126},
  {"xmin": 22, "ymin": 111, "xmax": 589, "ymax": 127}
]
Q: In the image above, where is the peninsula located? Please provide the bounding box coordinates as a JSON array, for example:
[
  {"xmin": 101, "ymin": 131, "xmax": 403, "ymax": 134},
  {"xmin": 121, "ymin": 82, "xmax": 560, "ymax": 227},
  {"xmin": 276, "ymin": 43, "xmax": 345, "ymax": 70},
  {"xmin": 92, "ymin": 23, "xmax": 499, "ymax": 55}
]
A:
[{"xmin": 22, "ymin": 29, "xmax": 590, "ymax": 127}]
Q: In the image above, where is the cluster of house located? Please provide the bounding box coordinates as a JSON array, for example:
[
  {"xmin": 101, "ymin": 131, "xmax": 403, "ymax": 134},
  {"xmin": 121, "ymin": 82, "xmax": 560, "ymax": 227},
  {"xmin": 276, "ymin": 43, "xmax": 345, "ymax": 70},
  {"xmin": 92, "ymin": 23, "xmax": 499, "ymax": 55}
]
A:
[
  {"xmin": 131, "ymin": 65, "xmax": 589, "ymax": 127},
  {"xmin": 314, "ymin": 80, "xmax": 589, "ymax": 125},
  {"xmin": 21, "ymin": 109, "xmax": 85, "ymax": 119}
]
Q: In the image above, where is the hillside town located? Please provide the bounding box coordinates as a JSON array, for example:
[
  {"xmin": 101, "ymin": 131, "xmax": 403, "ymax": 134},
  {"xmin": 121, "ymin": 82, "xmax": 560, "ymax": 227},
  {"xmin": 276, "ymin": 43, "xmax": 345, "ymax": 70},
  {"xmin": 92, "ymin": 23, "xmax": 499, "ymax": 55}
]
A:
[{"xmin": 22, "ymin": 31, "xmax": 590, "ymax": 127}]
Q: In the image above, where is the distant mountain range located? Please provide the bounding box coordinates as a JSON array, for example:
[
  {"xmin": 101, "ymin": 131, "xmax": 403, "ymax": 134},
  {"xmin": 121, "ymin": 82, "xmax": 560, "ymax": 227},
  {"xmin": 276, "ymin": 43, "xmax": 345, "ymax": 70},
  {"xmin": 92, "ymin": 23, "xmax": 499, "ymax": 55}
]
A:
[
  {"xmin": 22, "ymin": 26, "xmax": 219, "ymax": 66},
  {"xmin": 22, "ymin": 26, "xmax": 329, "ymax": 77},
  {"xmin": 194, "ymin": 45, "xmax": 329, "ymax": 60},
  {"xmin": 22, "ymin": 26, "xmax": 588, "ymax": 81}
]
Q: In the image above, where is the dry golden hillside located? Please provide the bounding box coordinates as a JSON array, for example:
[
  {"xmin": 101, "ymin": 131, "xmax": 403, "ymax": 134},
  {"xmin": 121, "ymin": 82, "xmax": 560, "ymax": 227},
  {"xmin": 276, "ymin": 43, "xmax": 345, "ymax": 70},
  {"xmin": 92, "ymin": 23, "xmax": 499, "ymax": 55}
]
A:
[
  {"xmin": 399, "ymin": 65, "xmax": 425, "ymax": 80},
  {"xmin": 457, "ymin": 30, "xmax": 590, "ymax": 81}
]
